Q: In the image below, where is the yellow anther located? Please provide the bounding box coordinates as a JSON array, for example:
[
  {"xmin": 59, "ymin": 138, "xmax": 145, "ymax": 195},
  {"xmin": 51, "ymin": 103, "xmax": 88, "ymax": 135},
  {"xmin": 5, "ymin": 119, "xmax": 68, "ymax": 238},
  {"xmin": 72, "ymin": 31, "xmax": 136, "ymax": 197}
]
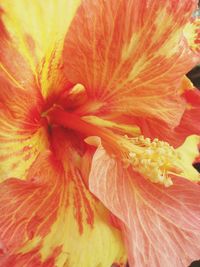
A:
[
  {"xmin": 120, "ymin": 135, "xmax": 181, "ymax": 187},
  {"xmin": 129, "ymin": 152, "xmax": 136, "ymax": 158}
]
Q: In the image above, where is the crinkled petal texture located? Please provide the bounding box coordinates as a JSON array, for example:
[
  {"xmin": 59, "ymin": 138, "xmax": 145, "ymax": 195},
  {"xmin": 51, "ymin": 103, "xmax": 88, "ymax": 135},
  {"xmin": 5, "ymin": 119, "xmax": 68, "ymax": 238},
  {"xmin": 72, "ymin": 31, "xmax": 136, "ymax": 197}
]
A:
[
  {"xmin": 0, "ymin": 150, "xmax": 126, "ymax": 267},
  {"xmin": 0, "ymin": 0, "xmax": 81, "ymax": 99},
  {"xmin": 89, "ymin": 145, "xmax": 200, "ymax": 267},
  {"xmin": 64, "ymin": 0, "xmax": 199, "ymax": 127}
]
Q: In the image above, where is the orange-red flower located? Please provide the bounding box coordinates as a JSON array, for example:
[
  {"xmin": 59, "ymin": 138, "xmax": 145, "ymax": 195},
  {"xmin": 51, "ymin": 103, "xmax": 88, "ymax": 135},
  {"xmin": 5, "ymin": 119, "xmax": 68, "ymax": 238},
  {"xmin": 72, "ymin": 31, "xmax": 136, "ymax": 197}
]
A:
[{"xmin": 0, "ymin": 1, "xmax": 200, "ymax": 267}]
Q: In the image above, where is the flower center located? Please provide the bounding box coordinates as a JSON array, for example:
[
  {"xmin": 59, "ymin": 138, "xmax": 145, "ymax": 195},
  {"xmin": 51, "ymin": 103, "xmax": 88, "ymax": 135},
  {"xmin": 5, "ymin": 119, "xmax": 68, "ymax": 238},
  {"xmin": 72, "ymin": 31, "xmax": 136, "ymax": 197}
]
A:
[
  {"xmin": 45, "ymin": 106, "xmax": 181, "ymax": 187},
  {"xmin": 45, "ymin": 106, "xmax": 123, "ymax": 151}
]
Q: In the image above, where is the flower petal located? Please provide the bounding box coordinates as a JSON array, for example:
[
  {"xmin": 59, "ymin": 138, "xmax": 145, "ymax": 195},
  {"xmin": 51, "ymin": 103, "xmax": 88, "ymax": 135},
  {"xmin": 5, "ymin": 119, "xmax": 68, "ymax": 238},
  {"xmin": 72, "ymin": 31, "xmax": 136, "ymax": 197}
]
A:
[
  {"xmin": 0, "ymin": 151, "xmax": 126, "ymax": 267},
  {"xmin": 133, "ymin": 86, "xmax": 200, "ymax": 147},
  {"xmin": 177, "ymin": 88, "xmax": 200, "ymax": 135},
  {"xmin": 0, "ymin": 75, "xmax": 49, "ymax": 181},
  {"xmin": 176, "ymin": 135, "xmax": 200, "ymax": 181},
  {"xmin": 89, "ymin": 145, "xmax": 200, "ymax": 267},
  {"xmin": 64, "ymin": 0, "xmax": 198, "ymax": 126},
  {"xmin": 184, "ymin": 15, "xmax": 200, "ymax": 55},
  {"xmin": 0, "ymin": 0, "xmax": 81, "ymax": 98}
]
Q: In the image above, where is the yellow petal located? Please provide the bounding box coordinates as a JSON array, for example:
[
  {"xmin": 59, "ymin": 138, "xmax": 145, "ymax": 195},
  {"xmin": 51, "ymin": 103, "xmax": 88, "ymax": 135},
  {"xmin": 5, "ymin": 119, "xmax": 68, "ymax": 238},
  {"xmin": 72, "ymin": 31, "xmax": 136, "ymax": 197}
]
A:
[
  {"xmin": 41, "ymin": 183, "xmax": 126, "ymax": 267},
  {"xmin": 176, "ymin": 135, "xmax": 200, "ymax": 181},
  {"xmin": 0, "ymin": 0, "xmax": 81, "ymax": 97},
  {"xmin": 0, "ymin": 126, "xmax": 49, "ymax": 181}
]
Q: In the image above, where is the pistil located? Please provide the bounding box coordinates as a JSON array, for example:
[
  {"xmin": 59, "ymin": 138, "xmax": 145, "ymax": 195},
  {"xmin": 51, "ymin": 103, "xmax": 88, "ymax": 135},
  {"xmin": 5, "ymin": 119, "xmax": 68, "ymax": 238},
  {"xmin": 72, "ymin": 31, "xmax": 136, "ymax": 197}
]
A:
[
  {"xmin": 46, "ymin": 106, "xmax": 181, "ymax": 187},
  {"xmin": 46, "ymin": 106, "xmax": 124, "ymax": 153}
]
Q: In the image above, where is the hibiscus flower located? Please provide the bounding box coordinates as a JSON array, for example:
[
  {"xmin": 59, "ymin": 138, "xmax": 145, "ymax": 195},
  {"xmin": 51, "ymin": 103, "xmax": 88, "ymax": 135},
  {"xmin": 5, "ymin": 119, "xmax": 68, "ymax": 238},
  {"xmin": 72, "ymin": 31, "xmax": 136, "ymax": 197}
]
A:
[{"xmin": 0, "ymin": 0, "xmax": 200, "ymax": 267}]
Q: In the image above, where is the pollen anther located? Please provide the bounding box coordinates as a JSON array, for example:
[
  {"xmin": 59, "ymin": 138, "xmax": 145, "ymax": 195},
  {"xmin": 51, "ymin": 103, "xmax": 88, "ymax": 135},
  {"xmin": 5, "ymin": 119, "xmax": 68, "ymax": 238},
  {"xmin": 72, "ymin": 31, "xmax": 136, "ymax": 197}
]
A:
[{"xmin": 122, "ymin": 135, "xmax": 180, "ymax": 186}]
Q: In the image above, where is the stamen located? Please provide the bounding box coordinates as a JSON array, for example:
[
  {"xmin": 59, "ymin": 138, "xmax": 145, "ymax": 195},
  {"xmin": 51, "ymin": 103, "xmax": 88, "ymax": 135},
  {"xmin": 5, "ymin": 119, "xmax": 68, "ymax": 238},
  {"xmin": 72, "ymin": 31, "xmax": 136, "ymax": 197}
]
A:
[{"xmin": 120, "ymin": 135, "xmax": 181, "ymax": 187}]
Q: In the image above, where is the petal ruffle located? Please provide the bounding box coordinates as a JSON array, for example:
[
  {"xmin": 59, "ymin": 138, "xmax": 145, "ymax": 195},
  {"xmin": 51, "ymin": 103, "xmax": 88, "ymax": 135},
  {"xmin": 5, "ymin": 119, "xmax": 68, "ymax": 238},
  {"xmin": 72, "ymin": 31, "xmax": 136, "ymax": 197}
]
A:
[
  {"xmin": 89, "ymin": 145, "xmax": 200, "ymax": 267},
  {"xmin": 64, "ymin": 0, "xmax": 198, "ymax": 127},
  {"xmin": 0, "ymin": 0, "xmax": 81, "ymax": 98},
  {"xmin": 0, "ymin": 151, "xmax": 126, "ymax": 267}
]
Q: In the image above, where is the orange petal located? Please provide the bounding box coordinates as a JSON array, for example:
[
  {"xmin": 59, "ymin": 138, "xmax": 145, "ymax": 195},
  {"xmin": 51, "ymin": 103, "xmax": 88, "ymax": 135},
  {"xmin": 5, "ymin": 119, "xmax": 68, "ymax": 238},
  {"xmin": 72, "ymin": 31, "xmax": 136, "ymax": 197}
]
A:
[
  {"xmin": 89, "ymin": 145, "xmax": 200, "ymax": 267},
  {"xmin": 108, "ymin": 76, "xmax": 199, "ymax": 148},
  {"xmin": 0, "ymin": 151, "xmax": 126, "ymax": 267},
  {"xmin": 0, "ymin": 152, "xmax": 63, "ymax": 266},
  {"xmin": 132, "ymin": 87, "xmax": 200, "ymax": 147},
  {"xmin": 64, "ymin": 0, "xmax": 198, "ymax": 127},
  {"xmin": 0, "ymin": 75, "xmax": 49, "ymax": 181},
  {"xmin": 0, "ymin": 0, "xmax": 81, "ymax": 99},
  {"xmin": 177, "ymin": 88, "xmax": 200, "ymax": 135}
]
